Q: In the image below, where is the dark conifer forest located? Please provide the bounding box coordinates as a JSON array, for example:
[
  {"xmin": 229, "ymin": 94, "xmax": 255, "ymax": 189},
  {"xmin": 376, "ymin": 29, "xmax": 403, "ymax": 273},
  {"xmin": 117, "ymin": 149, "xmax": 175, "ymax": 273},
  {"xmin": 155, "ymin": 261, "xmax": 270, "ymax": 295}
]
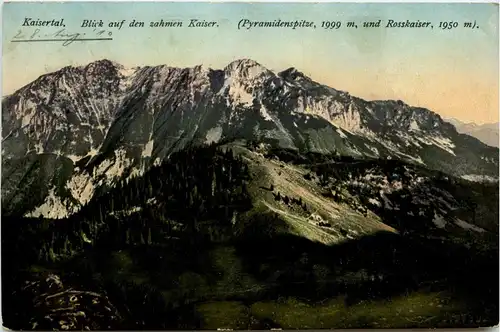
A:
[{"xmin": 2, "ymin": 144, "xmax": 499, "ymax": 330}]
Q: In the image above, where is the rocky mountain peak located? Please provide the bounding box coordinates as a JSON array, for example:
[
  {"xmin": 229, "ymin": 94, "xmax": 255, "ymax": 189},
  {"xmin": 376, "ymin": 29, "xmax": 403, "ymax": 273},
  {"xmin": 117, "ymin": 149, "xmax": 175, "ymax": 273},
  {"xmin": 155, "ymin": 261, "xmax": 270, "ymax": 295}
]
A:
[
  {"xmin": 224, "ymin": 58, "xmax": 273, "ymax": 81},
  {"xmin": 279, "ymin": 67, "xmax": 306, "ymax": 81},
  {"xmin": 84, "ymin": 59, "xmax": 122, "ymax": 72},
  {"xmin": 2, "ymin": 58, "xmax": 498, "ymax": 219}
]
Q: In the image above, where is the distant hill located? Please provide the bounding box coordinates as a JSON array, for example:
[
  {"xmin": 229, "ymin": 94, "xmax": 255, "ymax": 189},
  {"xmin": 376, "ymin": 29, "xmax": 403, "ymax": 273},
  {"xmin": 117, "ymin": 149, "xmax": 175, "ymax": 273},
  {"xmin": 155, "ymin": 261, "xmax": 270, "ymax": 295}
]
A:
[{"xmin": 447, "ymin": 118, "xmax": 499, "ymax": 148}]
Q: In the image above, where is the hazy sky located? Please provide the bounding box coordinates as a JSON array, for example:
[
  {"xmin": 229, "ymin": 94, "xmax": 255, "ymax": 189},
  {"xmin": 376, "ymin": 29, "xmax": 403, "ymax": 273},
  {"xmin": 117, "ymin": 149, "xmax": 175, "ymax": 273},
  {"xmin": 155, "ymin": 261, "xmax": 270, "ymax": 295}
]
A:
[{"xmin": 3, "ymin": 2, "xmax": 499, "ymax": 124}]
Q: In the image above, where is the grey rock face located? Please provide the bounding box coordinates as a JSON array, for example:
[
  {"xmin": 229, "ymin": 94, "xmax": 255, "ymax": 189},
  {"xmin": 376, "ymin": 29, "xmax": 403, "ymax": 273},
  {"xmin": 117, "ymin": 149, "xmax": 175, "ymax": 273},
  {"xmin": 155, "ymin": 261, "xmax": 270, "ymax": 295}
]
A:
[{"xmin": 2, "ymin": 59, "xmax": 498, "ymax": 218}]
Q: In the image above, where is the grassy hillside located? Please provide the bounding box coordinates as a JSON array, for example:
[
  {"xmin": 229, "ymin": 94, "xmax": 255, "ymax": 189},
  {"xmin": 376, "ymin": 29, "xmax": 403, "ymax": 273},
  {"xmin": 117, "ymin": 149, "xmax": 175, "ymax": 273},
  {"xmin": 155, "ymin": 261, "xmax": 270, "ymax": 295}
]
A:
[{"xmin": 2, "ymin": 143, "xmax": 498, "ymax": 330}]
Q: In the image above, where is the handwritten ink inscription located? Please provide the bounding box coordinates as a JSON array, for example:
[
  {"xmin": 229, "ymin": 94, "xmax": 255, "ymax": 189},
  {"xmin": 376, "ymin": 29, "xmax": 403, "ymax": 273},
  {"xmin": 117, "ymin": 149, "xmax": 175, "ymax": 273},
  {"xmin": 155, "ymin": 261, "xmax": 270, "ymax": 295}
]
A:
[{"xmin": 12, "ymin": 28, "xmax": 113, "ymax": 46}]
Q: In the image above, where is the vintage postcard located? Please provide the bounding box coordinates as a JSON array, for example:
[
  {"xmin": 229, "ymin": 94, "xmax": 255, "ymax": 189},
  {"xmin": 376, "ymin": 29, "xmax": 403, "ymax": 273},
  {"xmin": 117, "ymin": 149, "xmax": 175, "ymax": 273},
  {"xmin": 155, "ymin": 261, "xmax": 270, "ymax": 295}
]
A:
[{"xmin": 2, "ymin": 1, "xmax": 499, "ymax": 330}]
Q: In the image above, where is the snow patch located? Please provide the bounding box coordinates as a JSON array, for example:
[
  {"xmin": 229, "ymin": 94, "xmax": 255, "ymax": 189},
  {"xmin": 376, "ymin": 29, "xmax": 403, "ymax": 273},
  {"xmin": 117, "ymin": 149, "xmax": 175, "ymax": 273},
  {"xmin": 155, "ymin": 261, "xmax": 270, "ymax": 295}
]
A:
[
  {"xmin": 432, "ymin": 213, "xmax": 447, "ymax": 229},
  {"xmin": 455, "ymin": 219, "xmax": 486, "ymax": 233},
  {"xmin": 364, "ymin": 144, "xmax": 379, "ymax": 156},
  {"xmin": 206, "ymin": 126, "xmax": 223, "ymax": 144},
  {"xmin": 20, "ymin": 110, "xmax": 35, "ymax": 127},
  {"xmin": 153, "ymin": 157, "xmax": 162, "ymax": 166},
  {"xmin": 67, "ymin": 154, "xmax": 84, "ymax": 163},
  {"xmin": 336, "ymin": 128, "xmax": 347, "ymax": 139},
  {"xmin": 409, "ymin": 119, "xmax": 420, "ymax": 131},
  {"xmin": 396, "ymin": 151, "xmax": 425, "ymax": 165},
  {"xmin": 127, "ymin": 166, "xmax": 144, "ymax": 181},
  {"xmin": 86, "ymin": 148, "xmax": 99, "ymax": 158},
  {"xmin": 461, "ymin": 174, "xmax": 498, "ymax": 183},
  {"xmin": 260, "ymin": 105, "xmax": 273, "ymax": 121},
  {"xmin": 25, "ymin": 188, "xmax": 74, "ymax": 219},
  {"xmin": 119, "ymin": 67, "xmax": 136, "ymax": 77},
  {"xmin": 34, "ymin": 143, "xmax": 45, "ymax": 154},
  {"xmin": 222, "ymin": 77, "xmax": 254, "ymax": 107},
  {"xmin": 415, "ymin": 135, "xmax": 456, "ymax": 156},
  {"xmin": 94, "ymin": 149, "xmax": 132, "ymax": 187},
  {"xmin": 66, "ymin": 172, "xmax": 95, "ymax": 206},
  {"xmin": 142, "ymin": 139, "xmax": 154, "ymax": 158}
]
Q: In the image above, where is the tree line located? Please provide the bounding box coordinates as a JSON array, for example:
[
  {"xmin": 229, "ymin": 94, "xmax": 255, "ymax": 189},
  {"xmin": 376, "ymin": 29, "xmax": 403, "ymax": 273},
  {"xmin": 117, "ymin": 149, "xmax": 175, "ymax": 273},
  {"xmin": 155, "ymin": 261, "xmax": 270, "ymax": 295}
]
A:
[{"xmin": 3, "ymin": 144, "xmax": 254, "ymax": 266}]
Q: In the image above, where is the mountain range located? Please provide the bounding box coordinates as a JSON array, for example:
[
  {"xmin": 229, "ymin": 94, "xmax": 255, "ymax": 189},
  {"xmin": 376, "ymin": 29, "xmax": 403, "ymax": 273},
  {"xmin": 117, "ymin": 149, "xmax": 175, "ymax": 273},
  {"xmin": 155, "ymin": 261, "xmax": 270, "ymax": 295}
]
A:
[
  {"xmin": 445, "ymin": 118, "xmax": 499, "ymax": 148},
  {"xmin": 2, "ymin": 59, "xmax": 499, "ymax": 329},
  {"xmin": 2, "ymin": 58, "xmax": 498, "ymax": 218}
]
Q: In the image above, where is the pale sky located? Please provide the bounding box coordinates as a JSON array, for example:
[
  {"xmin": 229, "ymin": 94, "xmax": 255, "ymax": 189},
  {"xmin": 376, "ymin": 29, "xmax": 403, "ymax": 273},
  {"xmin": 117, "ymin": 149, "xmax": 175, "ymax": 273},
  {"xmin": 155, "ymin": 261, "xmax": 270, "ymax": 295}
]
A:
[{"xmin": 3, "ymin": 2, "xmax": 499, "ymax": 124}]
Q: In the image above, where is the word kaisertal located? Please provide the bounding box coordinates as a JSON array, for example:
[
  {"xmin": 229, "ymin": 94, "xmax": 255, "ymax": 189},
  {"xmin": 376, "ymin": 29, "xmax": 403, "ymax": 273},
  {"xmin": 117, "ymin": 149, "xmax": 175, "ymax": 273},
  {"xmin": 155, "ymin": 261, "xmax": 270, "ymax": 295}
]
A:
[{"xmin": 22, "ymin": 18, "xmax": 65, "ymax": 27}]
